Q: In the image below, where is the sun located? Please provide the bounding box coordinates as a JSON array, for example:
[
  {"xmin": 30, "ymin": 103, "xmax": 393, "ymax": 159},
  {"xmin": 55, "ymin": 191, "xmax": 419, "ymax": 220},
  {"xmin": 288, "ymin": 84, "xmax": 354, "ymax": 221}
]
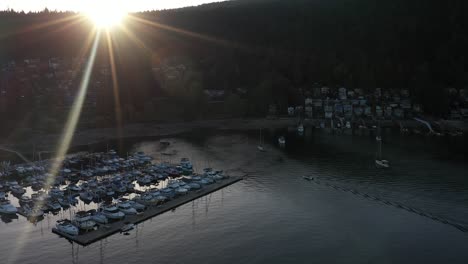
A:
[{"xmin": 82, "ymin": 1, "xmax": 128, "ymax": 29}]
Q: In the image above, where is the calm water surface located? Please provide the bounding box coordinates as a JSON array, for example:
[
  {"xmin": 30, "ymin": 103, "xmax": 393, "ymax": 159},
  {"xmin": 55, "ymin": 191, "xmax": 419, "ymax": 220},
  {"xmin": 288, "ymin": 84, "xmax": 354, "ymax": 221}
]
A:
[{"xmin": 1, "ymin": 128, "xmax": 467, "ymax": 264}]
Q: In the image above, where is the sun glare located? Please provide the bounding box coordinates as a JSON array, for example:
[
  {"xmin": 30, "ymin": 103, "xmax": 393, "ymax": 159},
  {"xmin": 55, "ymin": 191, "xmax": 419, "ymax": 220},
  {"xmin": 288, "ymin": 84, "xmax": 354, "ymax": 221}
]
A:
[{"xmin": 83, "ymin": 1, "xmax": 128, "ymax": 29}]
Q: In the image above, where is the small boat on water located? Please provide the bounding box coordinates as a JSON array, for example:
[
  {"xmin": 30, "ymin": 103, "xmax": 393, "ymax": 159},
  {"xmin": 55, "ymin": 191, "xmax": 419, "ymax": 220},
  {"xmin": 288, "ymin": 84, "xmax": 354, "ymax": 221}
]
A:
[
  {"xmin": 56, "ymin": 219, "xmax": 79, "ymax": 236},
  {"xmin": 258, "ymin": 128, "xmax": 267, "ymax": 152},
  {"xmin": 278, "ymin": 136, "xmax": 286, "ymax": 146},
  {"xmin": 298, "ymin": 124, "xmax": 304, "ymax": 135},
  {"xmin": 120, "ymin": 222, "xmax": 135, "ymax": 232},
  {"xmin": 303, "ymin": 176, "xmax": 314, "ymax": 181},
  {"xmin": 375, "ymin": 135, "xmax": 390, "ymax": 168}
]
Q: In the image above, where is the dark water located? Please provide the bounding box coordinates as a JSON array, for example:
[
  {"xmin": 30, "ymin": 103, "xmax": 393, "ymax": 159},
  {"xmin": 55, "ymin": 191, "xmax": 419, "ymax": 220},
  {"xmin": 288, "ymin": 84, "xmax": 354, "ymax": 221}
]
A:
[{"xmin": 1, "ymin": 128, "xmax": 467, "ymax": 264}]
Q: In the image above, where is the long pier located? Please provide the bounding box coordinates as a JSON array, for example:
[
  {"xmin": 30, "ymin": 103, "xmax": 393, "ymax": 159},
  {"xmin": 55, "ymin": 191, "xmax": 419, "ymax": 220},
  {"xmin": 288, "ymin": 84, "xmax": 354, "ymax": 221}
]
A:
[{"xmin": 52, "ymin": 176, "xmax": 243, "ymax": 246}]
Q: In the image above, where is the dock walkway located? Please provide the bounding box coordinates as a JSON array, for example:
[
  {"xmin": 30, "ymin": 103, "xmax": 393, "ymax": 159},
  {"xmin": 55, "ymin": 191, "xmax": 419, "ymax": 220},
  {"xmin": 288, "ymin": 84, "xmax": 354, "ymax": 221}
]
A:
[{"xmin": 52, "ymin": 176, "xmax": 243, "ymax": 246}]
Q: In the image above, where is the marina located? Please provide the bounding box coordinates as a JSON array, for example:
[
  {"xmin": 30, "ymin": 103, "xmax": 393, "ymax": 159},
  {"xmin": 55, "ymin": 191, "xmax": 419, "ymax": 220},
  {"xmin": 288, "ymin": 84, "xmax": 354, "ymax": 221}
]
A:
[
  {"xmin": 52, "ymin": 175, "xmax": 243, "ymax": 246},
  {"xmin": 0, "ymin": 144, "xmax": 244, "ymax": 247},
  {"xmin": 0, "ymin": 132, "xmax": 467, "ymax": 263}
]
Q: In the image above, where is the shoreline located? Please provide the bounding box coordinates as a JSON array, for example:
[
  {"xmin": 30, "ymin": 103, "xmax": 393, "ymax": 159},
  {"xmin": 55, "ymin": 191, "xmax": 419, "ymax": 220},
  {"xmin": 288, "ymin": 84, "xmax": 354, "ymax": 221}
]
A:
[{"xmin": 1, "ymin": 117, "xmax": 466, "ymax": 156}]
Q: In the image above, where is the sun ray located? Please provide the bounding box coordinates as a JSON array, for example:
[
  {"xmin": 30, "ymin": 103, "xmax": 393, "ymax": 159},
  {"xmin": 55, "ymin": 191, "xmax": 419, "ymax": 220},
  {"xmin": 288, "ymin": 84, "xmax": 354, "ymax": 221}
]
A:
[
  {"xmin": 46, "ymin": 29, "xmax": 101, "ymax": 190},
  {"xmin": 127, "ymin": 15, "xmax": 240, "ymax": 49},
  {"xmin": 0, "ymin": 14, "xmax": 81, "ymax": 40},
  {"xmin": 106, "ymin": 31, "xmax": 124, "ymax": 151},
  {"xmin": 119, "ymin": 23, "xmax": 153, "ymax": 53},
  {"xmin": 6, "ymin": 30, "xmax": 101, "ymax": 264}
]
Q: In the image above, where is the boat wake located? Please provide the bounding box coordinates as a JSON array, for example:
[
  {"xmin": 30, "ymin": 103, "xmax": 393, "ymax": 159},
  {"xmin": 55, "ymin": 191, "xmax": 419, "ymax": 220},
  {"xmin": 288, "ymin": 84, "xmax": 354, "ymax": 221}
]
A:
[{"xmin": 303, "ymin": 176, "xmax": 468, "ymax": 233}]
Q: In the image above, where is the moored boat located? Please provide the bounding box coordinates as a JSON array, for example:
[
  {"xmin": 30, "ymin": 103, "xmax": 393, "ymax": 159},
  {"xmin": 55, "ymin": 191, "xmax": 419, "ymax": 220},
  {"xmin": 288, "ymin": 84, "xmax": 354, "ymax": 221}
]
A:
[{"xmin": 56, "ymin": 219, "xmax": 79, "ymax": 236}]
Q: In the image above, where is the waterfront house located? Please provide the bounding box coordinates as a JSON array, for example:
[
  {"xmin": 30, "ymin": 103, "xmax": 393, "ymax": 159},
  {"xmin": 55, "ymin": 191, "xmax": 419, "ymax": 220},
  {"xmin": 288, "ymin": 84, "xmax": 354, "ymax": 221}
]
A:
[
  {"xmin": 376, "ymin": 106, "xmax": 383, "ymax": 118},
  {"xmin": 321, "ymin": 86, "xmax": 330, "ymax": 96}
]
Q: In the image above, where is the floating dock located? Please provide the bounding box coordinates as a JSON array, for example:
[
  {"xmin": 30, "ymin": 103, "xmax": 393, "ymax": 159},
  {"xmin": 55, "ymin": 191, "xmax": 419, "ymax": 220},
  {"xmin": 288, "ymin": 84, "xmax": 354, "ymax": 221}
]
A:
[{"xmin": 52, "ymin": 176, "xmax": 243, "ymax": 246}]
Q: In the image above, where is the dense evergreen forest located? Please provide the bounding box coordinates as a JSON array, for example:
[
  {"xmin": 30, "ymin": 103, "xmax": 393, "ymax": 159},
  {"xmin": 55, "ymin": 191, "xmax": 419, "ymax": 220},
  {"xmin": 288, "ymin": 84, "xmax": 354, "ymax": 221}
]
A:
[{"xmin": 1, "ymin": 0, "xmax": 468, "ymax": 130}]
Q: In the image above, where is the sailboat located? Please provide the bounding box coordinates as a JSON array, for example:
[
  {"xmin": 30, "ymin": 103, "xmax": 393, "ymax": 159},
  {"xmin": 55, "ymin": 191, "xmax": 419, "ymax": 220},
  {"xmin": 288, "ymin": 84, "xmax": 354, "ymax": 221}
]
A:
[
  {"xmin": 257, "ymin": 129, "xmax": 266, "ymax": 152},
  {"xmin": 375, "ymin": 135, "xmax": 390, "ymax": 168}
]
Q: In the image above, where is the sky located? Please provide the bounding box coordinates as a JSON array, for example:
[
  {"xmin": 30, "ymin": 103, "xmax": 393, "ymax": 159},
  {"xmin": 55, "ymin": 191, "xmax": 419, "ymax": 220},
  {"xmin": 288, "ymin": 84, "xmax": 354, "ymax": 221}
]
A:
[{"xmin": 0, "ymin": 0, "xmax": 222, "ymax": 12}]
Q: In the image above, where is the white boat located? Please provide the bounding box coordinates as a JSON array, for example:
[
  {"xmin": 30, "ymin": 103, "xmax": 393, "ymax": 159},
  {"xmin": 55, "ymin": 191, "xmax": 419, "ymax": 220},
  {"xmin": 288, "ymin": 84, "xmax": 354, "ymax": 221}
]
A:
[
  {"xmin": 375, "ymin": 133, "xmax": 390, "ymax": 168},
  {"xmin": 135, "ymin": 194, "xmax": 158, "ymax": 206},
  {"xmin": 278, "ymin": 136, "xmax": 286, "ymax": 146},
  {"xmin": 100, "ymin": 204, "xmax": 125, "ymax": 220},
  {"xmin": 188, "ymin": 183, "xmax": 201, "ymax": 190},
  {"xmin": 117, "ymin": 201, "xmax": 138, "ymax": 215},
  {"xmin": 303, "ymin": 176, "xmax": 314, "ymax": 181},
  {"xmin": 345, "ymin": 121, "xmax": 351, "ymax": 129},
  {"xmin": 56, "ymin": 220, "xmax": 79, "ymax": 236},
  {"xmin": 0, "ymin": 199, "xmax": 18, "ymax": 214},
  {"xmin": 298, "ymin": 124, "xmax": 304, "ymax": 134},
  {"xmin": 72, "ymin": 211, "xmax": 96, "ymax": 231},
  {"xmin": 120, "ymin": 222, "xmax": 135, "ymax": 232},
  {"xmin": 125, "ymin": 199, "xmax": 146, "ymax": 211},
  {"xmin": 375, "ymin": 159, "xmax": 390, "ymax": 168},
  {"xmin": 175, "ymin": 187, "xmax": 188, "ymax": 195},
  {"xmin": 67, "ymin": 184, "xmax": 82, "ymax": 192},
  {"xmin": 258, "ymin": 129, "xmax": 266, "ymax": 152},
  {"xmin": 87, "ymin": 209, "xmax": 108, "ymax": 224}
]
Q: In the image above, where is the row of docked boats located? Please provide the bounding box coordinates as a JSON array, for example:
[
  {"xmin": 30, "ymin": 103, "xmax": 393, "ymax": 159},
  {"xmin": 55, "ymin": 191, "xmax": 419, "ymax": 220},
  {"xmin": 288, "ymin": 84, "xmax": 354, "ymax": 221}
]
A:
[{"xmin": 56, "ymin": 168, "xmax": 229, "ymax": 236}]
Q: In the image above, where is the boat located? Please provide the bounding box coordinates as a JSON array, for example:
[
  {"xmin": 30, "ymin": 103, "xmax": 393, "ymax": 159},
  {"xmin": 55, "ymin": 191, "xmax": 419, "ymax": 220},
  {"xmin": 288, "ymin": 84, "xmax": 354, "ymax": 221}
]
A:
[
  {"xmin": 297, "ymin": 124, "xmax": 304, "ymax": 135},
  {"xmin": 56, "ymin": 219, "xmax": 79, "ymax": 236},
  {"xmin": 79, "ymin": 191, "xmax": 94, "ymax": 202},
  {"xmin": 0, "ymin": 199, "xmax": 18, "ymax": 214},
  {"xmin": 303, "ymin": 176, "xmax": 314, "ymax": 181},
  {"xmin": 47, "ymin": 200, "xmax": 62, "ymax": 211},
  {"xmin": 120, "ymin": 222, "xmax": 135, "ymax": 232},
  {"xmin": 49, "ymin": 188, "xmax": 64, "ymax": 198},
  {"xmin": 375, "ymin": 134, "xmax": 390, "ymax": 168},
  {"xmin": 258, "ymin": 128, "xmax": 266, "ymax": 152},
  {"xmin": 10, "ymin": 185, "xmax": 26, "ymax": 196},
  {"xmin": 135, "ymin": 194, "xmax": 159, "ymax": 206},
  {"xmin": 57, "ymin": 197, "xmax": 71, "ymax": 207},
  {"xmin": 72, "ymin": 211, "xmax": 96, "ymax": 231},
  {"xmin": 87, "ymin": 209, "xmax": 108, "ymax": 224},
  {"xmin": 20, "ymin": 204, "xmax": 44, "ymax": 218},
  {"xmin": 19, "ymin": 196, "xmax": 33, "ymax": 206},
  {"xmin": 123, "ymin": 199, "xmax": 146, "ymax": 211},
  {"xmin": 278, "ymin": 136, "xmax": 286, "ymax": 146},
  {"xmin": 67, "ymin": 184, "xmax": 83, "ymax": 192},
  {"xmin": 100, "ymin": 204, "xmax": 125, "ymax": 220},
  {"xmin": 175, "ymin": 187, "xmax": 188, "ymax": 196},
  {"xmin": 117, "ymin": 201, "xmax": 138, "ymax": 215}
]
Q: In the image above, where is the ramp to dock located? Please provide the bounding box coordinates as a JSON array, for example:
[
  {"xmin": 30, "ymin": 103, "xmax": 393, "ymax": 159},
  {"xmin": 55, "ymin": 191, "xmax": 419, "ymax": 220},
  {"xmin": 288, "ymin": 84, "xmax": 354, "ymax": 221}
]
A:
[{"xmin": 52, "ymin": 176, "xmax": 243, "ymax": 246}]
